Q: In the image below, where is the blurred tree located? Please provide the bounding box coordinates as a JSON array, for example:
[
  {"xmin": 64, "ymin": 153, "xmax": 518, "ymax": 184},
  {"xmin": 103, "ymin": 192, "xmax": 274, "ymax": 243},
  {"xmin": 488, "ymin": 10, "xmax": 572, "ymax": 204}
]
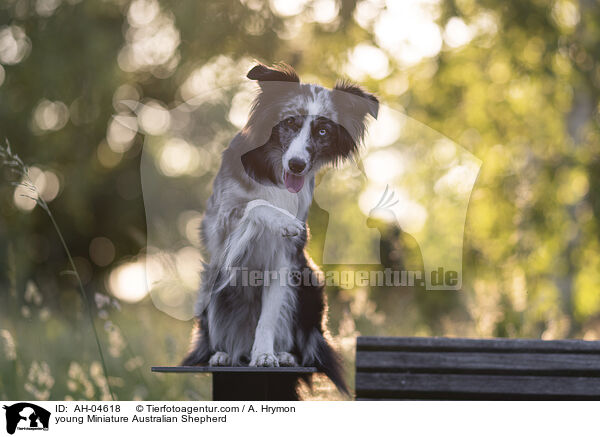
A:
[{"xmin": 1, "ymin": 0, "xmax": 600, "ymax": 400}]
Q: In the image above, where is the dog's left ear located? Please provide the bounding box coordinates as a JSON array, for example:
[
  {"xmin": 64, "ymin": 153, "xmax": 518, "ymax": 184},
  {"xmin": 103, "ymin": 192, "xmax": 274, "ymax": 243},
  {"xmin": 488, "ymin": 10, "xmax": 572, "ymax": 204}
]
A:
[
  {"xmin": 334, "ymin": 81, "xmax": 379, "ymax": 119},
  {"xmin": 247, "ymin": 62, "xmax": 300, "ymax": 83}
]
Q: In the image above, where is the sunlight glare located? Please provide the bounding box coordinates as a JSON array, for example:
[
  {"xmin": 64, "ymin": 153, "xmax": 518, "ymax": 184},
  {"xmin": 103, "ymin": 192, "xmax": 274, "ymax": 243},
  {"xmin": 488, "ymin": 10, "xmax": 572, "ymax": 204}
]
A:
[
  {"xmin": 444, "ymin": 17, "xmax": 475, "ymax": 48},
  {"xmin": 0, "ymin": 25, "xmax": 31, "ymax": 65},
  {"xmin": 33, "ymin": 100, "xmax": 69, "ymax": 132},
  {"xmin": 434, "ymin": 162, "xmax": 480, "ymax": 196},
  {"xmin": 138, "ymin": 101, "xmax": 170, "ymax": 135},
  {"xmin": 363, "ymin": 150, "xmax": 405, "ymax": 184},
  {"xmin": 108, "ymin": 258, "xmax": 162, "ymax": 303},
  {"xmin": 346, "ymin": 43, "xmax": 390, "ymax": 80},
  {"xmin": 158, "ymin": 138, "xmax": 200, "ymax": 177},
  {"xmin": 364, "ymin": 106, "xmax": 404, "ymax": 148},
  {"xmin": 311, "ymin": 0, "xmax": 339, "ymax": 23},
  {"xmin": 107, "ymin": 115, "xmax": 138, "ymax": 153},
  {"xmin": 270, "ymin": 0, "xmax": 307, "ymax": 16},
  {"xmin": 373, "ymin": 0, "xmax": 442, "ymax": 67}
]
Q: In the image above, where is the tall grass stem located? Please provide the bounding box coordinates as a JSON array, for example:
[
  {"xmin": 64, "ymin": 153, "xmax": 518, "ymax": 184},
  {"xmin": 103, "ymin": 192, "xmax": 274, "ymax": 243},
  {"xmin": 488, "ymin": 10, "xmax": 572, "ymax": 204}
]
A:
[{"xmin": 0, "ymin": 141, "xmax": 115, "ymax": 401}]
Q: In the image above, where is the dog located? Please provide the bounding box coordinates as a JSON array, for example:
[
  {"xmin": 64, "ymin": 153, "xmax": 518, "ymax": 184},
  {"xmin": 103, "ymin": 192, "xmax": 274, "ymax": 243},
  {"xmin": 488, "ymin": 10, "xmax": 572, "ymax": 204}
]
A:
[{"xmin": 181, "ymin": 62, "xmax": 378, "ymax": 396}]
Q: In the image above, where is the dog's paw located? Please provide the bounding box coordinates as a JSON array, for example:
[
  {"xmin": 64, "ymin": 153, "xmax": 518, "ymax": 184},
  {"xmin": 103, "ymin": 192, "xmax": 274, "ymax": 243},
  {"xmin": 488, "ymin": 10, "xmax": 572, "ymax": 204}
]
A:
[
  {"xmin": 276, "ymin": 352, "xmax": 298, "ymax": 367},
  {"xmin": 281, "ymin": 218, "xmax": 304, "ymax": 238},
  {"xmin": 208, "ymin": 351, "xmax": 231, "ymax": 366},
  {"xmin": 250, "ymin": 353, "xmax": 279, "ymax": 367}
]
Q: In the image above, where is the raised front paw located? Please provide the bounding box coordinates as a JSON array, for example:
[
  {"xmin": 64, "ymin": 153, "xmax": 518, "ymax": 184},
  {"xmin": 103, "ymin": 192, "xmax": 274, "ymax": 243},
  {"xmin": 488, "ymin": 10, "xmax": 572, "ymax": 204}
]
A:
[
  {"xmin": 281, "ymin": 219, "xmax": 304, "ymax": 238},
  {"xmin": 209, "ymin": 351, "xmax": 231, "ymax": 366},
  {"xmin": 250, "ymin": 352, "xmax": 279, "ymax": 367},
  {"xmin": 276, "ymin": 352, "xmax": 298, "ymax": 367}
]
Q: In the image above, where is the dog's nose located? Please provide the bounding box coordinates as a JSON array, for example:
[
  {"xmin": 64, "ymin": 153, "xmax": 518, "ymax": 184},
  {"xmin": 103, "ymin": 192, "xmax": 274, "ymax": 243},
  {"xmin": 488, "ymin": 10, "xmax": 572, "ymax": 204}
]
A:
[{"xmin": 288, "ymin": 158, "xmax": 307, "ymax": 174}]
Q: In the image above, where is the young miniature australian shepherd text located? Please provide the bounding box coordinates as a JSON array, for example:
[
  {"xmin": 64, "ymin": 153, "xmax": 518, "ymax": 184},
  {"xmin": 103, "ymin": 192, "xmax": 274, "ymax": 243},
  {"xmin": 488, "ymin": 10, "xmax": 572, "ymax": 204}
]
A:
[{"xmin": 182, "ymin": 62, "xmax": 379, "ymax": 396}]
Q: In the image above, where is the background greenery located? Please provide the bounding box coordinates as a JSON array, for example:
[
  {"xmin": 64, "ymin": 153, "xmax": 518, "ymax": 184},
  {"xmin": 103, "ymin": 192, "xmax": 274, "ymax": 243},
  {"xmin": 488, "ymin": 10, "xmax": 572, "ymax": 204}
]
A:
[{"xmin": 1, "ymin": 0, "xmax": 599, "ymax": 400}]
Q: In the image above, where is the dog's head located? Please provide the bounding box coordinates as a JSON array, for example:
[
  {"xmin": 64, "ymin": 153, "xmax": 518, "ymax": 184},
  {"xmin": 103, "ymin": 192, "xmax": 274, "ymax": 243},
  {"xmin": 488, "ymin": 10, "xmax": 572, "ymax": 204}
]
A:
[{"xmin": 242, "ymin": 62, "xmax": 378, "ymax": 193}]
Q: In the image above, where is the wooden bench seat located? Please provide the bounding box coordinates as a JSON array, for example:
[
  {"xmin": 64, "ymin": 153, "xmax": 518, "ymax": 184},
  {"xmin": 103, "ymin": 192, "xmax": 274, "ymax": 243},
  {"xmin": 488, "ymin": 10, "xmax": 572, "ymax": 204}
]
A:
[{"xmin": 355, "ymin": 336, "xmax": 600, "ymax": 400}]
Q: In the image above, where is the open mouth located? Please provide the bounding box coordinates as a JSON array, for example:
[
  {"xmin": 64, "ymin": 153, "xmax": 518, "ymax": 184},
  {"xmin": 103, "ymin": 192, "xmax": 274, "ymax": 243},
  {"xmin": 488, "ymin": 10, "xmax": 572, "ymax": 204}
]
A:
[{"xmin": 284, "ymin": 171, "xmax": 305, "ymax": 193}]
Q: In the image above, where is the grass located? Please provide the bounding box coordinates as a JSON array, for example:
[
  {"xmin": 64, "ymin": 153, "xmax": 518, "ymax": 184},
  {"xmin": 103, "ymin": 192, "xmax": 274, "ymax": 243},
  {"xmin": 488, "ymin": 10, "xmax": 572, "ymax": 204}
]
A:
[{"xmin": 0, "ymin": 140, "xmax": 114, "ymax": 400}]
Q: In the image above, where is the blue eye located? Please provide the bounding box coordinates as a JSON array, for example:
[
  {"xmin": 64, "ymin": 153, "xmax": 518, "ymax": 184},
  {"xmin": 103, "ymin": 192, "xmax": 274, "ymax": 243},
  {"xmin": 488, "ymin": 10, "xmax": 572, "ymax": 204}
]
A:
[{"xmin": 318, "ymin": 128, "xmax": 327, "ymax": 136}]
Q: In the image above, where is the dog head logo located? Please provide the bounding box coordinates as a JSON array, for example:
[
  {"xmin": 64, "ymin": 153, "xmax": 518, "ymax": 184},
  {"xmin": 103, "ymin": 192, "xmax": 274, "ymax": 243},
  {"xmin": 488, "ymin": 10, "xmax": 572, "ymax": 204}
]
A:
[{"xmin": 3, "ymin": 403, "xmax": 50, "ymax": 435}]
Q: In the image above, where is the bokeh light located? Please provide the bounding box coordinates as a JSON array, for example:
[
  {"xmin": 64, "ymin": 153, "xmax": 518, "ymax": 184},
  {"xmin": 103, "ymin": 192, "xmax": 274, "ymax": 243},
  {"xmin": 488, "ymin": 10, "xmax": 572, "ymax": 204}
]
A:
[
  {"xmin": 0, "ymin": 25, "xmax": 31, "ymax": 65},
  {"xmin": 32, "ymin": 100, "xmax": 69, "ymax": 132},
  {"xmin": 346, "ymin": 43, "xmax": 390, "ymax": 80},
  {"xmin": 158, "ymin": 138, "xmax": 200, "ymax": 177},
  {"xmin": 118, "ymin": 0, "xmax": 180, "ymax": 77},
  {"xmin": 107, "ymin": 115, "xmax": 138, "ymax": 153},
  {"xmin": 108, "ymin": 259, "xmax": 153, "ymax": 303},
  {"xmin": 137, "ymin": 100, "xmax": 170, "ymax": 135},
  {"xmin": 35, "ymin": 0, "xmax": 62, "ymax": 17},
  {"xmin": 89, "ymin": 237, "xmax": 116, "ymax": 267}
]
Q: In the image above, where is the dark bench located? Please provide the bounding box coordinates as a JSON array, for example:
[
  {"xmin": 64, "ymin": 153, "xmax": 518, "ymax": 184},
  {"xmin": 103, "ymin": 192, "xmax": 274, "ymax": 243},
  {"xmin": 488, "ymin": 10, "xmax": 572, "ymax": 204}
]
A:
[
  {"xmin": 355, "ymin": 336, "xmax": 600, "ymax": 400},
  {"xmin": 151, "ymin": 366, "xmax": 317, "ymax": 400}
]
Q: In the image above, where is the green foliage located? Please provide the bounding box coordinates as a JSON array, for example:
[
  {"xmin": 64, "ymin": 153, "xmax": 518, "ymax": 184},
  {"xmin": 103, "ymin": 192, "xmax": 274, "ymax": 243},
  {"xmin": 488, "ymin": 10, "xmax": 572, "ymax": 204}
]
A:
[{"xmin": 1, "ymin": 0, "xmax": 600, "ymax": 400}]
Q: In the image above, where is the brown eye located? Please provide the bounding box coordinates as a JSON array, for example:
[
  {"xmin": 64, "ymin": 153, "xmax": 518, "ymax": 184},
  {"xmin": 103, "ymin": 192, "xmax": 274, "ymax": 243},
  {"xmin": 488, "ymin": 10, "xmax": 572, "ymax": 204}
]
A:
[
  {"xmin": 286, "ymin": 117, "xmax": 295, "ymax": 126},
  {"xmin": 318, "ymin": 128, "xmax": 327, "ymax": 136}
]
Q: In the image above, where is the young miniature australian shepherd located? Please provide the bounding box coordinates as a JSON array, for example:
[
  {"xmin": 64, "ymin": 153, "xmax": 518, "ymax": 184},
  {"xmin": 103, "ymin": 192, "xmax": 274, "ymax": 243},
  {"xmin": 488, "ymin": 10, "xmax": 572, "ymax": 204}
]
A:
[{"xmin": 182, "ymin": 62, "xmax": 378, "ymax": 395}]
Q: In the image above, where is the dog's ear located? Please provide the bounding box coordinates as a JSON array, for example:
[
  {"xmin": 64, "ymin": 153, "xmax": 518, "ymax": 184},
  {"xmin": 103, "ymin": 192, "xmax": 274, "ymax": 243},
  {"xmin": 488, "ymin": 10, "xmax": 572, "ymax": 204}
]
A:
[
  {"xmin": 336, "ymin": 124, "xmax": 360, "ymax": 159},
  {"xmin": 334, "ymin": 81, "xmax": 379, "ymax": 119},
  {"xmin": 247, "ymin": 62, "xmax": 300, "ymax": 83}
]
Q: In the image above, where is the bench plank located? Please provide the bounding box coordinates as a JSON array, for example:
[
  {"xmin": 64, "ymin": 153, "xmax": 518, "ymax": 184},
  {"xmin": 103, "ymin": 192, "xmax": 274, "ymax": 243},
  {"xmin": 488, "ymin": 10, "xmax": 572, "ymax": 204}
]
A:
[
  {"xmin": 356, "ymin": 372, "xmax": 600, "ymax": 400},
  {"xmin": 357, "ymin": 336, "xmax": 600, "ymax": 353},
  {"xmin": 357, "ymin": 351, "xmax": 600, "ymax": 374}
]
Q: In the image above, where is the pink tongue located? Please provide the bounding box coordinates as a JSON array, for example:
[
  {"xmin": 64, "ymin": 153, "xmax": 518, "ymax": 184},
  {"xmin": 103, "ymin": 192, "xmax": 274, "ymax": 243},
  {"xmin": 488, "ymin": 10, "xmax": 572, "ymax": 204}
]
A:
[{"xmin": 284, "ymin": 172, "xmax": 305, "ymax": 193}]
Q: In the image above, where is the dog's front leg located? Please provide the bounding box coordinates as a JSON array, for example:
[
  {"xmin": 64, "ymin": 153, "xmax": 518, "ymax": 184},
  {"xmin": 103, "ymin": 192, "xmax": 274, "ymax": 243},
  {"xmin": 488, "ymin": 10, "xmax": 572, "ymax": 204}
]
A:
[
  {"xmin": 249, "ymin": 280, "xmax": 287, "ymax": 367},
  {"xmin": 242, "ymin": 199, "xmax": 304, "ymax": 237},
  {"xmin": 219, "ymin": 200, "xmax": 303, "ymax": 277}
]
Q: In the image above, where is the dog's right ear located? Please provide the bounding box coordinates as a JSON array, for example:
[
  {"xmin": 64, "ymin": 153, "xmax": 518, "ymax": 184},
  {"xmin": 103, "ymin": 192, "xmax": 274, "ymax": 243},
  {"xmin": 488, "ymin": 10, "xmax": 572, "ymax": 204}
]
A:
[{"xmin": 246, "ymin": 62, "xmax": 300, "ymax": 83}]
